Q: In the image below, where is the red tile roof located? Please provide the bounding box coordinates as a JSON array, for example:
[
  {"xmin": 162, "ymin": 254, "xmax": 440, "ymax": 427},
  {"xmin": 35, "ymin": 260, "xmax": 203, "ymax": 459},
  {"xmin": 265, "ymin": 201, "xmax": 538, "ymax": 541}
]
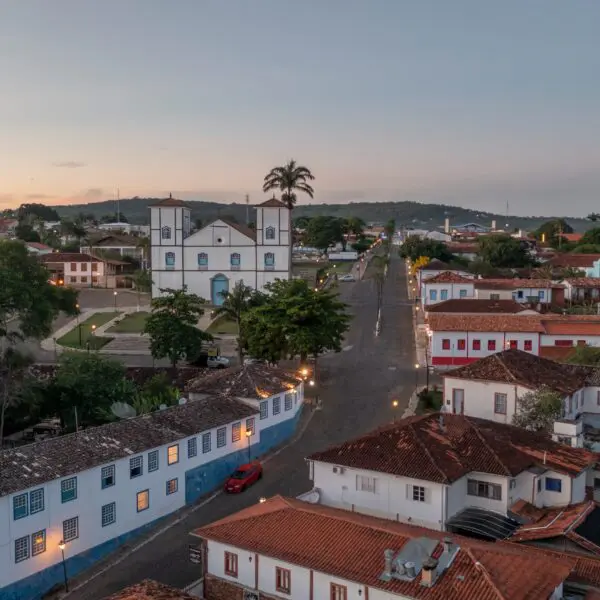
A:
[
  {"xmin": 307, "ymin": 413, "xmax": 596, "ymax": 483},
  {"xmin": 149, "ymin": 195, "xmax": 187, "ymax": 207},
  {"xmin": 446, "ymin": 242, "xmax": 479, "ymax": 253},
  {"xmin": 25, "ymin": 242, "xmax": 52, "ymax": 250},
  {"xmin": 428, "ymin": 314, "xmax": 545, "ymax": 333},
  {"xmin": 562, "ymin": 233, "xmax": 583, "ymax": 243},
  {"xmin": 194, "ymin": 496, "xmax": 574, "ymax": 600},
  {"xmin": 423, "ymin": 271, "xmax": 474, "ymax": 284},
  {"xmin": 257, "ymin": 197, "xmax": 288, "ymax": 208},
  {"xmin": 103, "ymin": 580, "xmax": 197, "ymax": 600},
  {"xmin": 444, "ymin": 349, "xmax": 587, "ymax": 395},
  {"xmin": 474, "ymin": 278, "xmax": 563, "ymax": 290},
  {"xmin": 38, "ymin": 252, "xmax": 97, "ymax": 262},
  {"xmin": 548, "ymin": 254, "xmax": 600, "ymax": 268},
  {"xmin": 564, "ymin": 278, "xmax": 600, "ymax": 288},
  {"xmin": 542, "ymin": 319, "xmax": 600, "ymax": 336},
  {"xmin": 426, "ymin": 299, "xmax": 531, "ymax": 315},
  {"xmin": 539, "ymin": 346, "xmax": 578, "ymax": 362}
]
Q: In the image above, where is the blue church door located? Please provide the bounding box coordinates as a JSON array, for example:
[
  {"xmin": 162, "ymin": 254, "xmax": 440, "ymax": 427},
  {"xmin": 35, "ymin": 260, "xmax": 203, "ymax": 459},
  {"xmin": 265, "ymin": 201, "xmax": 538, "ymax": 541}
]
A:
[{"xmin": 211, "ymin": 274, "xmax": 229, "ymax": 305}]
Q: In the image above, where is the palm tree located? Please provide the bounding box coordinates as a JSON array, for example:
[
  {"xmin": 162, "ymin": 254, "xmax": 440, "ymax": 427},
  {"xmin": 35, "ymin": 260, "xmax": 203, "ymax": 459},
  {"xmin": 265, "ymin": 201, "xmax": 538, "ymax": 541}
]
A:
[{"xmin": 263, "ymin": 160, "xmax": 315, "ymax": 274}]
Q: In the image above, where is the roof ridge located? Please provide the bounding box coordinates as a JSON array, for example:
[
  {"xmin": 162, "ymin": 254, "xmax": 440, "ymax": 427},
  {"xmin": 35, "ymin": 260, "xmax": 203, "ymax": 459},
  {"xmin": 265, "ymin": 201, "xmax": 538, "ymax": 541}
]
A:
[
  {"xmin": 495, "ymin": 353, "xmax": 520, "ymax": 385},
  {"xmin": 408, "ymin": 421, "xmax": 451, "ymax": 484},
  {"xmin": 466, "ymin": 548, "xmax": 508, "ymax": 600},
  {"xmin": 466, "ymin": 417, "xmax": 513, "ymax": 477}
]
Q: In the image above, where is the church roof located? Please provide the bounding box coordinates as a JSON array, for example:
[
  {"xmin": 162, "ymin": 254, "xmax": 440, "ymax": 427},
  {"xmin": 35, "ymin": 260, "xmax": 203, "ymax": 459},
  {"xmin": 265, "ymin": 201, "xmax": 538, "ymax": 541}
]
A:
[
  {"xmin": 150, "ymin": 194, "xmax": 187, "ymax": 207},
  {"xmin": 257, "ymin": 197, "xmax": 287, "ymax": 208},
  {"xmin": 219, "ymin": 218, "xmax": 256, "ymax": 241}
]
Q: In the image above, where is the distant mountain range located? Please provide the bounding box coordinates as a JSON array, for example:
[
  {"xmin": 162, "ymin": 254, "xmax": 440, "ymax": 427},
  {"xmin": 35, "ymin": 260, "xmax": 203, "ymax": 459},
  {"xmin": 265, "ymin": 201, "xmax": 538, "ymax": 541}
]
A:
[{"xmin": 53, "ymin": 197, "xmax": 595, "ymax": 232}]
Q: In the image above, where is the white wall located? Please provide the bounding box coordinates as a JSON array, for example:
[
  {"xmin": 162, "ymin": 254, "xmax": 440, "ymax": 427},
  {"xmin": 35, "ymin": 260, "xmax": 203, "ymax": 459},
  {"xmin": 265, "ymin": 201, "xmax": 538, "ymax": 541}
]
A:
[
  {"xmin": 422, "ymin": 282, "xmax": 475, "ymax": 307},
  {"xmin": 476, "ymin": 287, "xmax": 555, "ymax": 303},
  {"xmin": 447, "ymin": 472, "xmax": 508, "ymax": 518},
  {"xmin": 541, "ymin": 334, "xmax": 600, "ymax": 348}
]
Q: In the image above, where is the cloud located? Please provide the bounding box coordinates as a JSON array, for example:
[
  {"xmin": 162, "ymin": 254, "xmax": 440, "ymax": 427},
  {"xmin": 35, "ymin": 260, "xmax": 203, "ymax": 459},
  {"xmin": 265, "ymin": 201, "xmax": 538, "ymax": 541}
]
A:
[{"xmin": 52, "ymin": 161, "xmax": 87, "ymax": 169}]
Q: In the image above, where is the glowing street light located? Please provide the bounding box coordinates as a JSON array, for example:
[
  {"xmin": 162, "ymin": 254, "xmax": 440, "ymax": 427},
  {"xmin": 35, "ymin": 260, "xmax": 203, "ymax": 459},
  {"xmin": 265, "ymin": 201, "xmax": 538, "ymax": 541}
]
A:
[
  {"xmin": 309, "ymin": 379, "xmax": 315, "ymax": 386},
  {"xmin": 113, "ymin": 290, "xmax": 118, "ymax": 311},
  {"xmin": 245, "ymin": 429, "xmax": 252, "ymax": 462},
  {"xmin": 58, "ymin": 540, "xmax": 69, "ymax": 591}
]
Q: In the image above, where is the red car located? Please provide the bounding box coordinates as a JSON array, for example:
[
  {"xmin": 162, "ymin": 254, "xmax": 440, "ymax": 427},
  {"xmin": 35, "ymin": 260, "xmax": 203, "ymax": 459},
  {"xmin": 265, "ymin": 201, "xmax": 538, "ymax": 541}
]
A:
[{"xmin": 224, "ymin": 462, "xmax": 263, "ymax": 493}]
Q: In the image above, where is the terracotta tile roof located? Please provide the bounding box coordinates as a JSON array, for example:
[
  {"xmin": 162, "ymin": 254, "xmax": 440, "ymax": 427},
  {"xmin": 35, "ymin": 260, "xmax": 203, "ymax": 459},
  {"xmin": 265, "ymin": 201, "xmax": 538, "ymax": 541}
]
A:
[
  {"xmin": 307, "ymin": 413, "xmax": 596, "ymax": 484},
  {"xmin": 564, "ymin": 277, "xmax": 600, "ymax": 288},
  {"xmin": 548, "ymin": 254, "xmax": 600, "ymax": 268},
  {"xmin": 194, "ymin": 495, "xmax": 574, "ymax": 600},
  {"xmin": 0, "ymin": 395, "xmax": 257, "ymax": 497},
  {"xmin": 474, "ymin": 278, "xmax": 563, "ymax": 290},
  {"xmin": 426, "ymin": 299, "xmax": 530, "ymax": 314},
  {"xmin": 423, "ymin": 271, "xmax": 474, "ymax": 284},
  {"xmin": 25, "ymin": 242, "xmax": 52, "ymax": 250},
  {"xmin": 428, "ymin": 314, "xmax": 545, "ymax": 333},
  {"xmin": 149, "ymin": 195, "xmax": 187, "ymax": 207},
  {"xmin": 539, "ymin": 346, "xmax": 578, "ymax": 362},
  {"xmin": 218, "ymin": 217, "xmax": 256, "ymax": 241},
  {"xmin": 562, "ymin": 233, "xmax": 583, "ymax": 243},
  {"xmin": 256, "ymin": 197, "xmax": 288, "ymax": 208},
  {"xmin": 38, "ymin": 252, "xmax": 96, "ymax": 262},
  {"xmin": 103, "ymin": 580, "xmax": 197, "ymax": 600},
  {"xmin": 446, "ymin": 242, "xmax": 479, "ymax": 253},
  {"xmin": 542, "ymin": 318, "xmax": 600, "ymax": 336},
  {"xmin": 185, "ymin": 364, "xmax": 301, "ymax": 398},
  {"xmin": 443, "ymin": 349, "xmax": 587, "ymax": 395}
]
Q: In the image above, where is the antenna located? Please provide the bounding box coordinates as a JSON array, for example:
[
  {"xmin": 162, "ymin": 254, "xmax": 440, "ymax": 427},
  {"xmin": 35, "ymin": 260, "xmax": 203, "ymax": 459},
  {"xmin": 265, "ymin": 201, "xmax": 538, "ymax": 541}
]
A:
[
  {"xmin": 245, "ymin": 194, "xmax": 250, "ymax": 225},
  {"xmin": 117, "ymin": 188, "xmax": 120, "ymax": 223}
]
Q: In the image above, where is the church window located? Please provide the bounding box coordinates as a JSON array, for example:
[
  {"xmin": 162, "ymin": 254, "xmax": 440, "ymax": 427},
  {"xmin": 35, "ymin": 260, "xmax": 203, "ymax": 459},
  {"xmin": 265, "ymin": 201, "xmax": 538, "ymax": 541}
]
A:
[
  {"xmin": 197, "ymin": 253, "xmax": 208, "ymax": 268},
  {"xmin": 230, "ymin": 253, "xmax": 241, "ymax": 267},
  {"xmin": 161, "ymin": 226, "xmax": 172, "ymax": 240},
  {"xmin": 265, "ymin": 226, "xmax": 276, "ymax": 240},
  {"xmin": 264, "ymin": 252, "xmax": 275, "ymax": 268},
  {"xmin": 165, "ymin": 252, "xmax": 175, "ymax": 267}
]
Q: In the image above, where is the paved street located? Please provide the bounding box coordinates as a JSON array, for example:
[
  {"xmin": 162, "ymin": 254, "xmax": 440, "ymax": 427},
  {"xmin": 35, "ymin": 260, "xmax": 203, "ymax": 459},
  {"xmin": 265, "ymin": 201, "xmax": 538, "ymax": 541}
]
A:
[{"xmin": 68, "ymin": 252, "xmax": 421, "ymax": 599}]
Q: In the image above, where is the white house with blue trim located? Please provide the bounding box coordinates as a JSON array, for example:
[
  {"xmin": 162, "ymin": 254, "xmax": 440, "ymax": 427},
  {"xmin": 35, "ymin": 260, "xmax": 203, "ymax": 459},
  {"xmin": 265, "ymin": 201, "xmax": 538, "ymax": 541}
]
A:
[
  {"xmin": 149, "ymin": 195, "xmax": 291, "ymax": 305},
  {"xmin": 0, "ymin": 365, "xmax": 304, "ymax": 600}
]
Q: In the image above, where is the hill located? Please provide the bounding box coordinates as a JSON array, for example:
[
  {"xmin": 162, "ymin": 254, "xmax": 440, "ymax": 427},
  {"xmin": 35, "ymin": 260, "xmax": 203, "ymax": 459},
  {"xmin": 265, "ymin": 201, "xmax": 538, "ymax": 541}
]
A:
[{"xmin": 52, "ymin": 197, "xmax": 594, "ymax": 232}]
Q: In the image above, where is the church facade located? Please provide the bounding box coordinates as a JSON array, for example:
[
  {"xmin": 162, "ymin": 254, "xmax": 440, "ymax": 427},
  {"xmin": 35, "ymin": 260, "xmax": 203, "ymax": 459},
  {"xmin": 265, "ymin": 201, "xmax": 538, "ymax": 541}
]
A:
[{"xmin": 149, "ymin": 196, "xmax": 291, "ymax": 304}]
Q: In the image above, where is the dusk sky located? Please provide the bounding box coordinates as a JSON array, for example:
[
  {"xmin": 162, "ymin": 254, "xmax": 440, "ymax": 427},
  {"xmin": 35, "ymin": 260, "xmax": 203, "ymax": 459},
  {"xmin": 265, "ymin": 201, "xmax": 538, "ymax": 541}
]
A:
[{"xmin": 2, "ymin": 0, "xmax": 600, "ymax": 216}]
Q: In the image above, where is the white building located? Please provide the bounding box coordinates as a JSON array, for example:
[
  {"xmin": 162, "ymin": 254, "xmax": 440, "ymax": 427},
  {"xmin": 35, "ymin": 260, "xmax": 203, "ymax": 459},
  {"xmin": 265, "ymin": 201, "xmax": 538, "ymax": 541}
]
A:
[
  {"xmin": 424, "ymin": 298, "xmax": 536, "ymax": 320},
  {"xmin": 150, "ymin": 196, "xmax": 291, "ymax": 305},
  {"xmin": 474, "ymin": 278, "xmax": 564, "ymax": 306},
  {"xmin": 301, "ymin": 413, "xmax": 598, "ymax": 536},
  {"xmin": 421, "ymin": 272, "xmax": 475, "ymax": 307},
  {"xmin": 191, "ymin": 494, "xmax": 575, "ymax": 600},
  {"xmin": 24, "ymin": 242, "xmax": 53, "ymax": 255},
  {"xmin": 0, "ymin": 365, "xmax": 304, "ymax": 600},
  {"xmin": 415, "ymin": 259, "xmax": 472, "ymax": 289}
]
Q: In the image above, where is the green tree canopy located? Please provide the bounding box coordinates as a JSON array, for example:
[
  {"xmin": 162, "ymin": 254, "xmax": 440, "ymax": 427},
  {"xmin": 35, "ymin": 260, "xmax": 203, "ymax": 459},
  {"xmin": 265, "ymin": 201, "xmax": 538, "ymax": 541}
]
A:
[
  {"xmin": 399, "ymin": 237, "xmax": 453, "ymax": 262},
  {"xmin": 579, "ymin": 227, "xmax": 600, "ymax": 246},
  {"xmin": 144, "ymin": 287, "xmax": 212, "ymax": 366},
  {"xmin": 533, "ymin": 218, "xmax": 573, "ymax": 245},
  {"xmin": 512, "ymin": 386, "xmax": 563, "ymax": 433},
  {"xmin": 263, "ymin": 160, "xmax": 315, "ymax": 210},
  {"xmin": 478, "ymin": 235, "xmax": 534, "ymax": 268},
  {"xmin": 17, "ymin": 203, "xmax": 60, "ymax": 222},
  {"xmin": 345, "ymin": 216, "xmax": 366, "ymax": 236},
  {"xmin": 305, "ymin": 216, "xmax": 345, "ymax": 252}
]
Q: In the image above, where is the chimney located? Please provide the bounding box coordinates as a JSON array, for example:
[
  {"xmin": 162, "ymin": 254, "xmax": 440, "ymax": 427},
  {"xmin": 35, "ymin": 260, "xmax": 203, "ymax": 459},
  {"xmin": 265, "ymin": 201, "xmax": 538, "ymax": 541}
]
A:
[
  {"xmin": 405, "ymin": 561, "xmax": 416, "ymax": 578},
  {"xmin": 421, "ymin": 557, "xmax": 438, "ymax": 587},
  {"xmin": 383, "ymin": 549, "xmax": 395, "ymax": 578},
  {"xmin": 444, "ymin": 218, "xmax": 450, "ymax": 234},
  {"xmin": 491, "ymin": 219, "xmax": 496, "ymax": 230},
  {"xmin": 443, "ymin": 537, "xmax": 452, "ymax": 553}
]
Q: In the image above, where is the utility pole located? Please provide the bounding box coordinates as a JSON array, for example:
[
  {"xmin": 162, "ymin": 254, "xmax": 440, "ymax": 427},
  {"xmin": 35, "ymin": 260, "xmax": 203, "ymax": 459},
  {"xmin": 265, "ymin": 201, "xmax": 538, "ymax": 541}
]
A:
[
  {"xmin": 117, "ymin": 188, "xmax": 120, "ymax": 222},
  {"xmin": 245, "ymin": 194, "xmax": 250, "ymax": 225}
]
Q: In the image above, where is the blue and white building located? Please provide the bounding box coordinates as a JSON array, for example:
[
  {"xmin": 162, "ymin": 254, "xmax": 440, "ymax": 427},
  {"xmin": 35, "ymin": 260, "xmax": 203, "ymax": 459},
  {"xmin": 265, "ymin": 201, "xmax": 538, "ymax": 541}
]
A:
[{"xmin": 0, "ymin": 365, "xmax": 304, "ymax": 600}]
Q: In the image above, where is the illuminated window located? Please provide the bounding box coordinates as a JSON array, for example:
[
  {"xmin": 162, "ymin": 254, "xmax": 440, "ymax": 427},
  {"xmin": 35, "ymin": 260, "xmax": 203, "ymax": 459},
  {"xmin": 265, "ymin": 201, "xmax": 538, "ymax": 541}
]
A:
[
  {"xmin": 167, "ymin": 444, "xmax": 179, "ymax": 465},
  {"xmin": 232, "ymin": 422, "xmax": 241, "ymax": 442},
  {"xmin": 166, "ymin": 478, "xmax": 178, "ymax": 495},
  {"xmin": 136, "ymin": 490, "xmax": 149, "ymax": 512},
  {"xmin": 246, "ymin": 418, "xmax": 255, "ymax": 436},
  {"xmin": 31, "ymin": 530, "xmax": 46, "ymax": 556}
]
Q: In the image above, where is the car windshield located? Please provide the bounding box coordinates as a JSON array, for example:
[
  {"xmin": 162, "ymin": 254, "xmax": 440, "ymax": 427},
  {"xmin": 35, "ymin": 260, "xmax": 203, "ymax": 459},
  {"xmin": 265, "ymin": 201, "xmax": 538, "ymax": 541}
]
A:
[{"xmin": 230, "ymin": 470, "xmax": 248, "ymax": 479}]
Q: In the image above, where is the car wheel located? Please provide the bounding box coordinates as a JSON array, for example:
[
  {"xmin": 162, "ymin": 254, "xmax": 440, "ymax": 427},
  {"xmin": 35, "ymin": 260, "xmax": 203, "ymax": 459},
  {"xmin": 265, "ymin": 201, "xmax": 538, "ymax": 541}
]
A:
[
  {"xmin": 240, "ymin": 484, "xmax": 246, "ymax": 492},
  {"xmin": 258, "ymin": 471, "xmax": 263, "ymax": 480}
]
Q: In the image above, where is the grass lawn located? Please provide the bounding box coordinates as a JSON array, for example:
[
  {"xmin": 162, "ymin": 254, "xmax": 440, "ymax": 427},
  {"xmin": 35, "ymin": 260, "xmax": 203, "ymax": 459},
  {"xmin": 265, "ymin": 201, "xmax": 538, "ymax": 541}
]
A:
[
  {"xmin": 107, "ymin": 311, "xmax": 149, "ymax": 333},
  {"xmin": 292, "ymin": 260, "xmax": 355, "ymax": 281},
  {"xmin": 206, "ymin": 315, "xmax": 239, "ymax": 335},
  {"xmin": 57, "ymin": 312, "xmax": 119, "ymax": 349}
]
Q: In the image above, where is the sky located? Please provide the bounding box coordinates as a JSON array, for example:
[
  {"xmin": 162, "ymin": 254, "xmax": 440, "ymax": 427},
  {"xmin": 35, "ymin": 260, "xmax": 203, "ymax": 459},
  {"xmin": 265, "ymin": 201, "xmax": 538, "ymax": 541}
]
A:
[{"xmin": 1, "ymin": 0, "xmax": 600, "ymax": 216}]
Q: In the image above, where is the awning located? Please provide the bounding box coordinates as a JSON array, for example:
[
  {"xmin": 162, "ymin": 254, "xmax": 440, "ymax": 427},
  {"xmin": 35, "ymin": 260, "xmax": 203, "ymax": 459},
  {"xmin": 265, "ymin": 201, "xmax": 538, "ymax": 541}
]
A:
[{"xmin": 446, "ymin": 507, "xmax": 521, "ymax": 540}]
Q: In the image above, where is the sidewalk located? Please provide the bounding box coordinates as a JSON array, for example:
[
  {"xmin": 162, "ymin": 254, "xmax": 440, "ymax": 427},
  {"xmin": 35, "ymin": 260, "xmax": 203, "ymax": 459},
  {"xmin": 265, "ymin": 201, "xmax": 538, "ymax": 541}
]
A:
[{"xmin": 405, "ymin": 260, "xmax": 429, "ymax": 368}]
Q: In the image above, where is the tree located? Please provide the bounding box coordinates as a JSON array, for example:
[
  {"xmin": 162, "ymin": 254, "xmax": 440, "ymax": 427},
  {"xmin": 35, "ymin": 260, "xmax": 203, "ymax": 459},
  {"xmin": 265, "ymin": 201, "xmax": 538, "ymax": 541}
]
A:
[
  {"xmin": 128, "ymin": 269, "xmax": 153, "ymax": 309},
  {"xmin": 345, "ymin": 217, "xmax": 365, "ymax": 237},
  {"xmin": 534, "ymin": 219, "xmax": 573, "ymax": 246},
  {"xmin": 565, "ymin": 344, "xmax": 600, "ymax": 366},
  {"xmin": 263, "ymin": 160, "xmax": 315, "ymax": 272},
  {"xmin": 293, "ymin": 216, "xmax": 312, "ymax": 229},
  {"xmin": 17, "ymin": 203, "xmax": 60, "ymax": 222},
  {"xmin": 410, "ymin": 256, "xmax": 430, "ymax": 277},
  {"xmin": 579, "ymin": 228, "xmax": 600, "ymax": 246},
  {"xmin": 400, "ymin": 236, "xmax": 453, "ymax": 262},
  {"xmin": 512, "ymin": 386, "xmax": 563, "ymax": 433},
  {"xmin": 305, "ymin": 216, "xmax": 345, "ymax": 252},
  {"xmin": 100, "ymin": 212, "xmax": 128, "ymax": 223},
  {"xmin": 15, "ymin": 222, "xmax": 41, "ymax": 242},
  {"xmin": 478, "ymin": 235, "xmax": 534, "ymax": 268},
  {"xmin": 194, "ymin": 218, "xmax": 203, "ymax": 230},
  {"xmin": 132, "ymin": 373, "xmax": 179, "ymax": 415},
  {"xmin": 0, "ymin": 348, "xmax": 33, "ymax": 446},
  {"xmin": 214, "ymin": 281, "xmax": 264, "ymax": 365},
  {"xmin": 144, "ymin": 288, "xmax": 212, "ymax": 367},
  {"xmin": 60, "ymin": 219, "xmax": 87, "ymax": 245},
  {"xmin": 384, "ymin": 218, "xmax": 396, "ymax": 243}
]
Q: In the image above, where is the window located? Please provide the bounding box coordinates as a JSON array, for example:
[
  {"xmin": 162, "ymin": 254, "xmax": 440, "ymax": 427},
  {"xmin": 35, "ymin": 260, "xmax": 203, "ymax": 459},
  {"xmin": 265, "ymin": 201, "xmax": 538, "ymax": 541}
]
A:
[
  {"xmin": 494, "ymin": 393, "xmax": 507, "ymax": 415},
  {"xmin": 188, "ymin": 437, "xmax": 198, "ymax": 458},
  {"xmin": 232, "ymin": 422, "xmax": 242, "ymax": 442},
  {"xmin": 80, "ymin": 276, "xmax": 88, "ymax": 284},
  {"xmin": 545, "ymin": 477, "xmax": 562, "ymax": 493},
  {"xmin": 202, "ymin": 432, "xmax": 211, "ymax": 453},
  {"xmin": 524, "ymin": 339, "xmax": 533, "ymax": 351},
  {"xmin": 457, "ymin": 339, "xmax": 466, "ymax": 351},
  {"xmin": 101, "ymin": 502, "xmax": 116, "ymax": 527},
  {"xmin": 61, "ymin": 478, "xmax": 77, "ymax": 503},
  {"xmin": 265, "ymin": 226, "xmax": 276, "ymax": 240},
  {"xmin": 459, "ymin": 289, "xmax": 467, "ymax": 298},
  {"xmin": 136, "ymin": 490, "xmax": 150, "ymax": 512},
  {"xmin": 284, "ymin": 393, "xmax": 293, "ymax": 411},
  {"xmin": 472, "ymin": 339, "xmax": 481, "ymax": 351},
  {"xmin": 509, "ymin": 340, "xmax": 518, "ymax": 350},
  {"xmin": 409, "ymin": 484, "xmax": 426, "ymax": 502},
  {"xmin": 30, "ymin": 488, "xmax": 44, "ymax": 514},
  {"xmin": 537, "ymin": 478, "xmax": 542, "ymax": 493},
  {"xmin": 63, "ymin": 516, "xmax": 79, "ymax": 542},
  {"xmin": 13, "ymin": 493, "xmax": 28, "ymax": 520},
  {"xmin": 230, "ymin": 252, "xmax": 240, "ymax": 268},
  {"xmin": 356, "ymin": 475, "xmax": 377, "ymax": 493},
  {"xmin": 264, "ymin": 252, "xmax": 275, "ymax": 268},
  {"xmin": 80, "ymin": 262, "xmax": 88, "ymax": 272},
  {"xmin": 32, "ymin": 530, "xmax": 46, "ymax": 556},
  {"xmin": 331, "ymin": 583, "xmax": 348, "ymax": 600},
  {"xmin": 161, "ymin": 226, "xmax": 171, "ymax": 239},
  {"xmin": 273, "ymin": 397, "xmax": 281, "ymax": 414},
  {"xmin": 246, "ymin": 418, "xmax": 255, "ymax": 436},
  {"xmin": 276, "ymin": 567, "xmax": 291, "ymax": 594},
  {"xmin": 15, "ymin": 536, "xmax": 29, "ymax": 563},
  {"xmin": 165, "ymin": 252, "xmax": 175, "ymax": 267},
  {"xmin": 101, "ymin": 465, "xmax": 115, "ymax": 488},
  {"xmin": 442, "ymin": 339, "xmax": 450, "ymax": 350},
  {"xmin": 167, "ymin": 444, "xmax": 179, "ymax": 465},
  {"xmin": 92, "ymin": 262, "xmax": 98, "ymax": 271},
  {"xmin": 260, "ymin": 400, "xmax": 268, "ymax": 420},
  {"xmin": 517, "ymin": 290, "xmax": 524, "ymax": 299},
  {"xmin": 555, "ymin": 339, "xmax": 573, "ymax": 347},
  {"xmin": 92, "ymin": 276, "xmax": 98, "ymax": 284},
  {"xmin": 429, "ymin": 289, "xmax": 437, "ymax": 301},
  {"xmin": 216, "ymin": 427, "xmax": 226, "ymax": 448},
  {"xmin": 166, "ymin": 478, "xmax": 178, "ymax": 495},
  {"xmin": 130, "ymin": 456, "xmax": 143, "ymax": 478},
  {"xmin": 467, "ymin": 479, "xmax": 502, "ymax": 500},
  {"xmin": 490, "ymin": 293, "xmax": 500, "ymax": 300},
  {"xmin": 539, "ymin": 290, "xmax": 545, "ymax": 300},
  {"xmin": 488, "ymin": 339, "xmax": 496, "ymax": 351},
  {"xmin": 197, "ymin": 252, "xmax": 208, "ymax": 268},
  {"xmin": 69, "ymin": 276, "xmax": 77, "ymax": 283},
  {"xmin": 224, "ymin": 551, "xmax": 238, "ymax": 577},
  {"xmin": 148, "ymin": 450, "xmax": 159, "ymax": 472},
  {"xmin": 440, "ymin": 289, "xmax": 448, "ymax": 301}
]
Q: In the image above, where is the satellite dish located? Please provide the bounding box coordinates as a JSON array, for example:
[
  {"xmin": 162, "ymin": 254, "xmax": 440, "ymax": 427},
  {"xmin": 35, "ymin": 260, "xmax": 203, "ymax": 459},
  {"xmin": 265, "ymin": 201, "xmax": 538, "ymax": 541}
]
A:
[{"xmin": 111, "ymin": 402, "xmax": 137, "ymax": 419}]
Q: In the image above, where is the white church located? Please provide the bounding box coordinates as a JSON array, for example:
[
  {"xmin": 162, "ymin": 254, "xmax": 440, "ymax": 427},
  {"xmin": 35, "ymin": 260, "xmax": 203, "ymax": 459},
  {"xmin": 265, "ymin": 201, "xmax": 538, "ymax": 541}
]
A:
[{"xmin": 149, "ymin": 196, "xmax": 291, "ymax": 304}]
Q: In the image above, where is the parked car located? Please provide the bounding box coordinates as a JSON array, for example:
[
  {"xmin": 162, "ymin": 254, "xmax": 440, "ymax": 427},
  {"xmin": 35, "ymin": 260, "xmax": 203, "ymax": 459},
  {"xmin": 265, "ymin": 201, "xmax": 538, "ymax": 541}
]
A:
[
  {"xmin": 339, "ymin": 274, "xmax": 356, "ymax": 282},
  {"xmin": 207, "ymin": 356, "xmax": 230, "ymax": 369},
  {"xmin": 224, "ymin": 462, "xmax": 263, "ymax": 493}
]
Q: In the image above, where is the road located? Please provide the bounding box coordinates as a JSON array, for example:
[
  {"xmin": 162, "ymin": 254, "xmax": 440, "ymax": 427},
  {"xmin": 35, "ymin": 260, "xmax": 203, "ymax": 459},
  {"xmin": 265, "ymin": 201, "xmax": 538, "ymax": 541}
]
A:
[{"xmin": 69, "ymin": 253, "xmax": 421, "ymax": 598}]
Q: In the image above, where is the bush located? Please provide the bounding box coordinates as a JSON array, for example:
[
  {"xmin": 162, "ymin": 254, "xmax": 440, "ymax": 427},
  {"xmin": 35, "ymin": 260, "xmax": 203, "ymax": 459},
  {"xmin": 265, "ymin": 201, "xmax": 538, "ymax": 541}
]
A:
[{"xmin": 418, "ymin": 386, "xmax": 443, "ymax": 412}]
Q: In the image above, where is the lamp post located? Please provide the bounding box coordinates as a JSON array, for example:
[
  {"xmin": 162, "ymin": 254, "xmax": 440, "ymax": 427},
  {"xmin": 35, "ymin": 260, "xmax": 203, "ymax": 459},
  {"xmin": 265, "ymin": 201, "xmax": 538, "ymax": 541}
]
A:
[
  {"xmin": 58, "ymin": 540, "xmax": 69, "ymax": 592},
  {"xmin": 89, "ymin": 324, "xmax": 96, "ymax": 353},
  {"xmin": 75, "ymin": 303, "xmax": 82, "ymax": 347},
  {"xmin": 414, "ymin": 363, "xmax": 420, "ymax": 394},
  {"xmin": 113, "ymin": 290, "xmax": 118, "ymax": 311},
  {"xmin": 245, "ymin": 429, "xmax": 252, "ymax": 463},
  {"xmin": 392, "ymin": 399, "xmax": 399, "ymax": 423}
]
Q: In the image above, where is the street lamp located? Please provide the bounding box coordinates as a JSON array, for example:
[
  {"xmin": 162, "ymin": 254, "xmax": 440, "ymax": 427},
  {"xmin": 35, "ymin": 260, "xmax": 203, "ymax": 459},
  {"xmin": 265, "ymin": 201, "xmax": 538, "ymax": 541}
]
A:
[
  {"xmin": 414, "ymin": 363, "xmax": 420, "ymax": 393},
  {"xmin": 245, "ymin": 429, "xmax": 252, "ymax": 463},
  {"xmin": 89, "ymin": 324, "xmax": 96, "ymax": 353},
  {"xmin": 113, "ymin": 290, "xmax": 118, "ymax": 311},
  {"xmin": 58, "ymin": 540, "xmax": 69, "ymax": 592},
  {"xmin": 392, "ymin": 399, "xmax": 399, "ymax": 423}
]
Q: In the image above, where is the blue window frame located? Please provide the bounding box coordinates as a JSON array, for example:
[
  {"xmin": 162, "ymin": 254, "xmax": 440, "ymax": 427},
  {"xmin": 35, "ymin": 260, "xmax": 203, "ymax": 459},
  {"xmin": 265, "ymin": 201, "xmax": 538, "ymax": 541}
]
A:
[
  {"xmin": 459, "ymin": 289, "xmax": 467, "ymax": 298},
  {"xmin": 101, "ymin": 502, "xmax": 116, "ymax": 527},
  {"xmin": 216, "ymin": 427, "xmax": 226, "ymax": 448},
  {"xmin": 230, "ymin": 253, "xmax": 240, "ymax": 266},
  {"xmin": 429, "ymin": 289, "xmax": 437, "ymax": 301},
  {"xmin": 15, "ymin": 536, "xmax": 29, "ymax": 563},
  {"xmin": 197, "ymin": 252, "xmax": 208, "ymax": 267},
  {"xmin": 188, "ymin": 438, "xmax": 197, "ymax": 458},
  {"xmin": 165, "ymin": 252, "xmax": 175, "ymax": 267},
  {"xmin": 130, "ymin": 455, "xmax": 144, "ymax": 478},
  {"xmin": 284, "ymin": 393, "xmax": 293, "ymax": 411},
  {"xmin": 259, "ymin": 400, "xmax": 268, "ymax": 420},
  {"xmin": 440, "ymin": 289, "xmax": 448, "ymax": 301},
  {"xmin": 273, "ymin": 397, "xmax": 281, "ymax": 415},
  {"xmin": 29, "ymin": 488, "xmax": 44, "ymax": 513},
  {"xmin": 148, "ymin": 450, "xmax": 158, "ymax": 472},
  {"xmin": 545, "ymin": 477, "xmax": 562, "ymax": 493},
  {"xmin": 13, "ymin": 494, "xmax": 28, "ymax": 520},
  {"xmin": 101, "ymin": 465, "xmax": 115, "ymax": 489},
  {"xmin": 539, "ymin": 290, "xmax": 545, "ymax": 300},
  {"xmin": 166, "ymin": 478, "xmax": 178, "ymax": 495},
  {"xmin": 265, "ymin": 226, "xmax": 276, "ymax": 240},
  {"xmin": 202, "ymin": 432, "xmax": 211, "ymax": 453},
  {"xmin": 32, "ymin": 530, "xmax": 46, "ymax": 556},
  {"xmin": 264, "ymin": 252, "xmax": 275, "ymax": 267},
  {"xmin": 61, "ymin": 478, "xmax": 77, "ymax": 503}
]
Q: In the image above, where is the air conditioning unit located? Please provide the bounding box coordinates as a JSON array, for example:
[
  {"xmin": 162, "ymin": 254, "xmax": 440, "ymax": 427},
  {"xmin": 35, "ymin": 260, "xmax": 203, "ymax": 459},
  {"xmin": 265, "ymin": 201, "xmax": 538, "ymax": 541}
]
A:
[
  {"xmin": 243, "ymin": 590, "xmax": 259, "ymax": 600},
  {"xmin": 332, "ymin": 466, "xmax": 345, "ymax": 474}
]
